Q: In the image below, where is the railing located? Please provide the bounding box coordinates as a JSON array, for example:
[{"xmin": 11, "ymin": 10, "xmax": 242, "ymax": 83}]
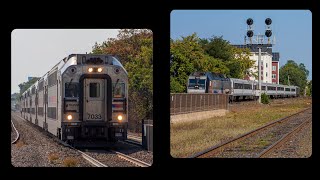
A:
[{"xmin": 170, "ymin": 93, "xmax": 229, "ymax": 115}]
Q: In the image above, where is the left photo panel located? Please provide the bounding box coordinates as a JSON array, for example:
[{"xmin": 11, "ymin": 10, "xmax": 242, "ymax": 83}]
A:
[{"xmin": 11, "ymin": 29, "xmax": 153, "ymax": 167}]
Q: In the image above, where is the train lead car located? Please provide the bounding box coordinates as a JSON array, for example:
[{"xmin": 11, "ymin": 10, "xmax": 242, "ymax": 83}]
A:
[
  {"xmin": 187, "ymin": 71, "xmax": 300, "ymax": 102},
  {"xmin": 19, "ymin": 54, "xmax": 128, "ymax": 145}
]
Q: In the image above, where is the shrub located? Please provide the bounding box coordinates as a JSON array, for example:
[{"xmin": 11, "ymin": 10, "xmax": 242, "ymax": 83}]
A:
[
  {"xmin": 48, "ymin": 153, "xmax": 59, "ymax": 163},
  {"xmin": 62, "ymin": 157, "xmax": 78, "ymax": 167},
  {"xmin": 261, "ymin": 93, "xmax": 269, "ymax": 104}
]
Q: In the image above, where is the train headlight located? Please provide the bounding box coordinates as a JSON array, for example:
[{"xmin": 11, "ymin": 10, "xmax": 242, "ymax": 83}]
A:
[
  {"xmin": 88, "ymin": 68, "xmax": 93, "ymax": 72},
  {"xmin": 117, "ymin": 115, "xmax": 123, "ymax": 121},
  {"xmin": 98, "ymin": 67, "xmax": 103, "ymax": 72},
  {"xmin": 67, "ymin": 115, "xmax": 72, "ymax": 120}
]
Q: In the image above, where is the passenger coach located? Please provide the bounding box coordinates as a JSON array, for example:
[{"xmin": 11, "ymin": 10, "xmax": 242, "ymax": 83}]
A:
[{"xmin": 19, "ymin": 54, "xmax": 128, "ymax": 144}]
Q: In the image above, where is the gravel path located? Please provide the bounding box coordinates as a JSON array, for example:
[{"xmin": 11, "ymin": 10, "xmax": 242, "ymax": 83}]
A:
[
  {"xmin": 264, "ymin": 121, "xmax": 312, "ymax": 158},
  {"xmin": 11, "ymin": 113, "xmax": 92, "ymax": 167},
  {"xmin": 204, "ymin": 108, "xmax": 312, "ymax": 158}
]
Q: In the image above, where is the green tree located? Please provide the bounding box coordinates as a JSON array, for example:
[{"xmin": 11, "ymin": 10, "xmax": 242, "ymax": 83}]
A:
[
  {"xmin": 18, "ymin": 77, "xmax": 40, "ymax": 95},
  {"xmin": 170, "ymin": 33, "xmax": 229, "ymax": 93},
  {"xmin": 200, "ymin": 36, "xmax": 255, "ymax": 78},
  {"xmin": 306, "ymin": 80, "xmax": 312, "ymax": 96},
  {"xmin": 279, "ymin": 60, "xmax": 309, "ymax": 95},
  {"xmin": 91, "ymin": 29, "xmax": 153, "ymax": 132}
]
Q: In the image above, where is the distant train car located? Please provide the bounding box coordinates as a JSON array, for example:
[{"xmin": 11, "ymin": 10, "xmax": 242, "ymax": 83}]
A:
[
  {"xmin": 187, "ymin": 72, "xmax": 230, "ymax": 94},
  {"xmin": 19, "ymin": 54, "xmax": 128, "ymax": 145},
  {"xmin": 187, "ymin": 71, "xmax": 300, "ymax": 102}
]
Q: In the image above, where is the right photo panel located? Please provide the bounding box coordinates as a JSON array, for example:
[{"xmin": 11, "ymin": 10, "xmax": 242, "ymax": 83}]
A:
[{"xmin": 170, "ymin": 10, "xmax": 312, "ymax": 158}]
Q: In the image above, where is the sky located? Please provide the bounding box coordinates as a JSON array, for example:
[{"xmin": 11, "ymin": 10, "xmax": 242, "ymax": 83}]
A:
[
  {"xmin": 11, "ymin": 29, "xmax": 119, "ymax": 94},
  {"xmin": 171, "ymin": 10, "xmax": 312, "ymax": 80}
]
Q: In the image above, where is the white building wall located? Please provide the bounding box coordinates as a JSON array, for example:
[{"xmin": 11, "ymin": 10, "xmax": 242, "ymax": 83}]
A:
[{"xmin": 248, "ymin": 52, "xmax": 272, "ymax": 83}]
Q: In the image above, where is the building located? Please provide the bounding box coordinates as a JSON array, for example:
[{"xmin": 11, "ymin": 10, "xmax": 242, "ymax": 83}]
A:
[
  {"xmin": 272, "ymin": 52, "xmax": 280, "ymax": 84},
  {"xmin": 233, "ymin": 44, "xmax": 275, "ymax": 83}
]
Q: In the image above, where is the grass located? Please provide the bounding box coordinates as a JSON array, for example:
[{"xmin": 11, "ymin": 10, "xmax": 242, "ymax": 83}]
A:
[
  {"xmin": 62, "ymin": 157, "xmax": 78, "ymax": 167},
  {"xmin": 170, "ymin": 97, "xmax": 311, "ymax": 158},
  {"xmin": 48, "ymin": 153, "xmax": 59, "ymax": 163}
]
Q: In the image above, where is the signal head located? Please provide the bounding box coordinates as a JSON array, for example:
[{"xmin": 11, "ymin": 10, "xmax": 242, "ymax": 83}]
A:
[
  {"xmin": 247, "ymin": 30, "xmax": 254, "ymax": 37},
  {"xmin": 246, "ymin": 18, "xmax": 253, "ymax": 25},
  {"xmin": 265, "ymin": 18, "xmax": 272, "ymax": 25},
  {"xmin": 265, "ymin": 30, "xmax": 272, "ymax": 37}
]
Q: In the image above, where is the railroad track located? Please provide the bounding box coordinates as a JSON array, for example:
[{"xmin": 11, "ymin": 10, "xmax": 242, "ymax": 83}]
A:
[
  {"xmin": 11, "ymin": 112, "xmax": 150, "ymax": 167},
  {"xmin": 11, "ymin": 120, "xmax": 20, "ymax": 144},
  {"xmin": 110, "ymin": 150, "xmax": 151, "ymax": 167},
  {"xmin": 258, "ymin": 118, "xmax": 312, "ymax": 158},
  {"xmin": 190, "ymin": 107, "xmax": 312, "ymax": 158}
]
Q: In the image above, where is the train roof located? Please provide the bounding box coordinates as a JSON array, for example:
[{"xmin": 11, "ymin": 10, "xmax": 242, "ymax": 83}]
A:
[
  {"xmin": 20, "ymin": 54, "xmax": 126, "ymax": 96},
  {"xmin": 189, "ymin": 72, "xmax": 228, "ymax": 80}
]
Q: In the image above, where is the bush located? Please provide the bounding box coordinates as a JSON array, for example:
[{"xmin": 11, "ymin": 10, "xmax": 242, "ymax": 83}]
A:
[
  {"xmin": 261, "ymin": 93, "xmax": 269, "ymax": 104},
  {"xmin": 48, "ymin": 153, "xmax": 59, "ymax": 163},
  {"xmin": 62, "ymin": 157, "xmax": 78, "ymax": 167}
]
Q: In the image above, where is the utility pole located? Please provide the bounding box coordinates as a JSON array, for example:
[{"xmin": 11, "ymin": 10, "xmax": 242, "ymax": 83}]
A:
[
  {"xmin": 288, "ymin": 75, "xmax": 290, "ymax": 85},
  {"xmin": 258, "ymin": 47, "xmax": 261, "ymax": 103}
]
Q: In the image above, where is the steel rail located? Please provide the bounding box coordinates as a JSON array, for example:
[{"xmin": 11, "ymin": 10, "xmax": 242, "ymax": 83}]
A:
[
  {"xmin": 257, "ymin": 118, "xmax": 312, "ymax": 158},
  {"xmin": 190, "ymin": 107, "xmax": 311, "ymax": 158},
  {"xmin": 110, "ymin": 150, "xmax": 151, "ymax": 167},
  {"xmin": 11, "ymin": 120, "xmax": 20, "ymax": 144}
]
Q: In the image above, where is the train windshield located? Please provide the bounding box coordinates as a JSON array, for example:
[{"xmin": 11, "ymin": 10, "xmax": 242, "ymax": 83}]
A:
[
  {"xmin": 113, "ymin": 82, "xmax": 125, "ymax": 98},
  {"xmin": 188, "ymin": 79, "xmax": 206, "ymax": 89},
  {"xmin": 65, "ymin": 83, "xmax": 79, "ymax": 97}
]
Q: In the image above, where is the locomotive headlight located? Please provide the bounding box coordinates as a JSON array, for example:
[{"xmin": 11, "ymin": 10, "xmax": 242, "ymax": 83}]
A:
[
  {"xmin": 67, "ymin": 115, "xmax": 72, "ymax": 120},
  {"xmin": 88, "ymin": 68, "xmax": 93, "ymax": 72},
  {"xmin": 117, "ymin": 115, "xmax": 123, "ymax": 121},
  {"xmin": 97, "ymin": 67, "xmax": 103, "ymax": 72}
]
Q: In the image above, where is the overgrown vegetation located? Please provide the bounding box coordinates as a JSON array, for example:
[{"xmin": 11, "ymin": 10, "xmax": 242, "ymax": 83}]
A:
[
  {"xmin": 170, "ymin": 97, "xmax": 311, "ymax": 158},
  {"xmin": 261, "ymin": 93, "xmax": 269, "ymax": 104},
  {"xmin": 91, "ymin": 29, "xmax": 153, "ymax": 132}
]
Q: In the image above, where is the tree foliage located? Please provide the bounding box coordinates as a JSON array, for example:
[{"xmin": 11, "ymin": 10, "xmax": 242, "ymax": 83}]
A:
[
  {"xmin": 18, "ymin": 77, "xmax": 40, "ymax": 96},
  {"xmin": 306, "ymin": 80, "xmax": 312, "ymax": 96},
  {"xmin": 170, "ymin": 34, "xmax": 255, "ymax": 93},
  {"xmin": 279, "ymin": 60, "xmax": 309, "ymax": 94},
  {"xmin": 91, "ymin": 29, "xmax": 153, "ymax": 132}
]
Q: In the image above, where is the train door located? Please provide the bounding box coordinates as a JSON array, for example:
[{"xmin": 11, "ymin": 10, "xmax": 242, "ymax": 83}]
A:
[{"xmin": 83, "ymin": 78, "xmax": 105, "ymax": 121}]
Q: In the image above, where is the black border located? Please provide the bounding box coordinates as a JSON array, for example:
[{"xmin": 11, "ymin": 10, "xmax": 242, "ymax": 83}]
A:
[{"xmin": 5, "ymin": 0, "xmax": 319, "ymax": 177}]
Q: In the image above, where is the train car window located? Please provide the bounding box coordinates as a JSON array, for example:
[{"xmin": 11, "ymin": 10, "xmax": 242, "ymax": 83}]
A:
[
  {"xmin": 65, "ymin": 83, "xmax": 79, "ymax": 97},
  {"xmin": 244, "ymin": 84, "xmax": 251, "ymax": 89},
  {"xmin": 262, "ymin": 86, "xmax": 266, "ymax": 90},
  {"xmin": 188, "ymin": 79, "xmax": 205, "ymax": 89},
  {"xmin": 291, "ymin": 88, "xmax": 295, "ymax": 92},
  {"xmin": 285, "ymin": 88, "xmax": 290, "ymax": 91},
  {"xmin": 48, "ymin": 71, "xmax": 57, "ymax": 87},
  {"xmin": 113, "ymin": 82, "xmax": 125, "ymax": 98},
  {"xmin": 38, "ymin": 80, "xmax": 44, "ymax": 91},
  {"xmin": 90, "ymin": 83, "xmax": 100, "ymax": 98}
]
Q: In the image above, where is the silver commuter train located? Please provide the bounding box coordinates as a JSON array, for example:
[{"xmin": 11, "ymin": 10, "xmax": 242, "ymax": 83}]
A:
[
  {"xmin": 187, "ymin": 72, "xmax": 300, "ymax": 101},
  {"xmin": 19, "ymin": 54, "xmax": 128, "ymax": 144}
]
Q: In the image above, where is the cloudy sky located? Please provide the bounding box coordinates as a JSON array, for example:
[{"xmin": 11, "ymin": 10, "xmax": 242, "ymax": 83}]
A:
[{"xmin": 11, "ymin": 29, "xmax": 119, "ymax": 94}]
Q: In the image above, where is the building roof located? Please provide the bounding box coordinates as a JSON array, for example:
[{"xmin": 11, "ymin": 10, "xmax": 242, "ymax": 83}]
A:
[{"xmin": 232, "ymin": 44, "xmax": 273, "ymax": 54}]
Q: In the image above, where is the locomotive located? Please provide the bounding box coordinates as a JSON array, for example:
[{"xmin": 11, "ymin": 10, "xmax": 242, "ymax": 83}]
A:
[
  {"xmin": 19, "ymin": 54, "xmax": 128, "ymax": 145},
  {"xmin": 187, "ymin": 72, "xmax": 300, "ymax": 101}
]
